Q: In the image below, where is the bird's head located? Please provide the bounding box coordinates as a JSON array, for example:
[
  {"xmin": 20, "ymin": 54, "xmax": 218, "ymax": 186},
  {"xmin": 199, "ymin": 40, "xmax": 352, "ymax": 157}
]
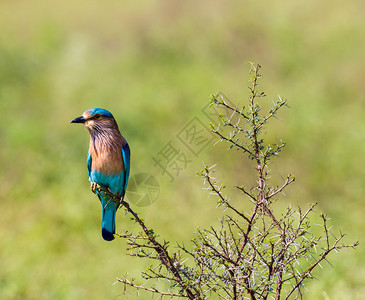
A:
[{"xmin": 71, "ymin": 108, "xmax": 117, "ymax": 132}]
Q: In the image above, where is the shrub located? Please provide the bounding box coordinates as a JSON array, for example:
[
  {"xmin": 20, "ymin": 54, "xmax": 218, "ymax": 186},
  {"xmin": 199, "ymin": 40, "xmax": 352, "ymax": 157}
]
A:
[{"xmin": 98, "ymin": 63, "xmax": 358, "ymax": 299}]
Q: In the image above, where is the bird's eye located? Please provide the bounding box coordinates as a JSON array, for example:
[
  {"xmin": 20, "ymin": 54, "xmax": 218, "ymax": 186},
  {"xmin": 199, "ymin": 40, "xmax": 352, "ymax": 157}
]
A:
[{"xmin": 94, "ymin": 114, "xmax": 101, "ymax": 119}]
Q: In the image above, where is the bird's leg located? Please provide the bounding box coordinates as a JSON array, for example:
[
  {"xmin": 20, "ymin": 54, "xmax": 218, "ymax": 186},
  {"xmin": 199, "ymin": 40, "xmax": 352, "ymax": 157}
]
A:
[
  {"xmin": 91, "ymin": 182, "xmax": 114, "ymax": 198},
  {"xmin": 90, "ymin": 182, "xmax": 98, "ymax": 194}
]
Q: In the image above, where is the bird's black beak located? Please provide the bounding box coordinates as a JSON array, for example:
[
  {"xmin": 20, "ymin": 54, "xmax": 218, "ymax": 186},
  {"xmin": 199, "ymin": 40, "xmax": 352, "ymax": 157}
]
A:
[{"xmin": 71, "ymin": 116, "xmax": 86, "ymax": 124}]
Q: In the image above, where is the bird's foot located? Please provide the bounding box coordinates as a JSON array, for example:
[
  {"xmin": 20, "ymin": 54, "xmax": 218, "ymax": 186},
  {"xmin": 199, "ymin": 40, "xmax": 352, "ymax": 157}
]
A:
[{"xmin": 90, "ymin": 182, "xmax": 98, "ymax": 194}]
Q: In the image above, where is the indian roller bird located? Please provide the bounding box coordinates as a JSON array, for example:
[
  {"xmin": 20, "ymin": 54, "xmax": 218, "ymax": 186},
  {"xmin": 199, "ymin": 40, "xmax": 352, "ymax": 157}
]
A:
[{"xmin": 71, "ymin": 108, "xmax": 130, "ymax": 241}]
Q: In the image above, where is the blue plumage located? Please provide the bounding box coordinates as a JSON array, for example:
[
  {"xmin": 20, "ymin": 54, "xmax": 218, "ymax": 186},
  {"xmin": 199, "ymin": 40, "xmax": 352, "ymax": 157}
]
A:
[{"xmin": 72, "ymin": 108, "xmax": 131, "ymax": 241}]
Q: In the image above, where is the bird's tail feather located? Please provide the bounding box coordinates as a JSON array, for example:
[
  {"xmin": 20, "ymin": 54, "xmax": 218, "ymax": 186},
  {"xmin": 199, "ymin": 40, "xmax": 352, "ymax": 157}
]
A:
[{"xmin": 101, "ymin": 197, "xmax": 118, "ymax": 241}]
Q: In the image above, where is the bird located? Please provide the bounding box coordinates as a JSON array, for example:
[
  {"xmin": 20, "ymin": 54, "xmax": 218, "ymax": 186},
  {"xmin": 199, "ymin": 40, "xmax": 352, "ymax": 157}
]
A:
[{"xmin": 71, "ymin": 108, "xmax": 130, "ymax": 241}]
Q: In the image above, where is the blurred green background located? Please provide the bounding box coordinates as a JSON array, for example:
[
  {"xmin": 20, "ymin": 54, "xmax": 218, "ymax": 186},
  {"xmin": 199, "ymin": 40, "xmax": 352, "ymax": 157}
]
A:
[{"xmin": 0, "ymin": 0, "xmax": 364, "ymax": 299}]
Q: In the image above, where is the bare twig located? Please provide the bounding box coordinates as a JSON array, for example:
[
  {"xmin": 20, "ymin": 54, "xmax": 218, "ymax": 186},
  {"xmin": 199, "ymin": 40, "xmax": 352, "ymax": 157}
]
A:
[{"xmin": 117, "ymin": 277, "xmax": 187, "ymax": 298}]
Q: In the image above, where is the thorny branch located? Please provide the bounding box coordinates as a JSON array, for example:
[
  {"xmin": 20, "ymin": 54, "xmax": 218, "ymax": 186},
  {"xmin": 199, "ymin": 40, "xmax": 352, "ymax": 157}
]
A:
[
  {"xmin": 116, "ymin": 277, "xmax": 187, "ymax": 298},
  {"xmin": 284, "ymin": 215, "xmax": 359, "ymax": 300},
  {"xmin": 194, "ymin": 63, "xmax": 357, "ymax": 299},
  {"xmin": 94, "ymin": 185, "xmax": 201, "ymax": 299}
]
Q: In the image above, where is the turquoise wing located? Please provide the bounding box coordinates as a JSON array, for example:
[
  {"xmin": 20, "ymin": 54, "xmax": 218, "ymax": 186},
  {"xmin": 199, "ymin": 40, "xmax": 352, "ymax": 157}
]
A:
[
  {"xmin": 87, "ymin": 152, "xmax": 92, "ymax": 180},
  {"xmin": 121, "ymin": 142, "xmax": 131, "ymax": 196}
]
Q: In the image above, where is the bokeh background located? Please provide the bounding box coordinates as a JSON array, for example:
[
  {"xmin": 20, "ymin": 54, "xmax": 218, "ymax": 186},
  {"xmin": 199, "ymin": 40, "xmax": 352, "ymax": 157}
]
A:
[{"xmin": 0, "ymin": 1, "xmax": 364, "ymax": 299}]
